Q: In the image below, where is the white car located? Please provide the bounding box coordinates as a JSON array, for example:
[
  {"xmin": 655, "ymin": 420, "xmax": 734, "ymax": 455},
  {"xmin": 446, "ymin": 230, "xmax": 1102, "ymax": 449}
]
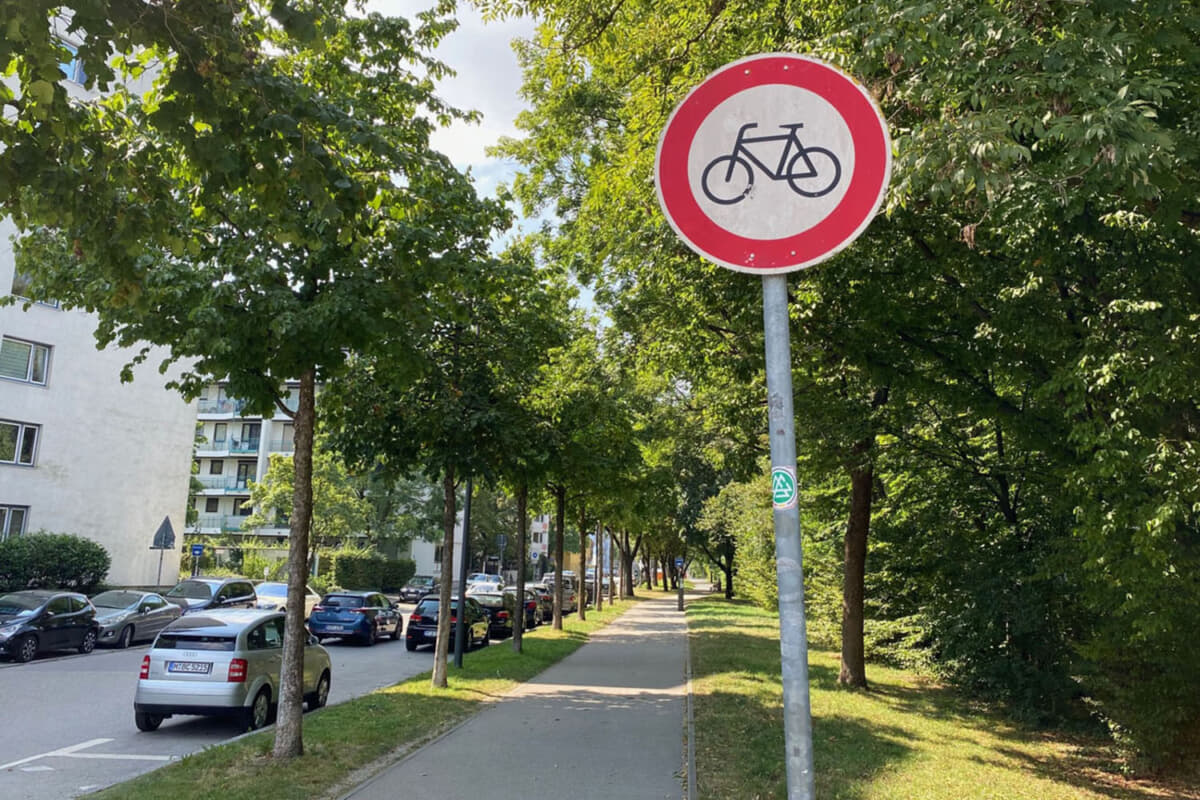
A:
[
  {"xmin": 133, "ymin": 609, "xmax": 331, "ymax": 732},
  {"xmin": 466, "ymin": 573, "xmax": 504, "ymax": 591},
  {"xmin": 253, "ymin": 581, "xmax": 322, "ymax": 619}
]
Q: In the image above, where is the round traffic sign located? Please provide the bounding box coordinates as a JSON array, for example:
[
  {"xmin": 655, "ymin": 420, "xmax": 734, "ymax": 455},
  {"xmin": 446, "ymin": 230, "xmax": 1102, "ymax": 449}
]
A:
[{"xmin": 655, "ymin": 54, "xmax": 891, "ymax": 274}]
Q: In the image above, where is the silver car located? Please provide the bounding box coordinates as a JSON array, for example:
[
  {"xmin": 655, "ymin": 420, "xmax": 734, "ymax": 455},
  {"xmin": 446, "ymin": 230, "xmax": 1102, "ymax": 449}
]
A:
[
  {"xmin": 91, "ymin": 590, "xmax": 182, "ymax": 648},
  {"xmin": 133, "ymin": 609, "xmax": 331, "ymax": 732}
]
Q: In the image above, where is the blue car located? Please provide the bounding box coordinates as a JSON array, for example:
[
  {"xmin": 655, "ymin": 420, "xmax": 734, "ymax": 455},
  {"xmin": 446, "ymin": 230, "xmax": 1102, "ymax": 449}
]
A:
[{"xmin": 308, "ymin": 591, "xmax": 402, "ymax": 646}]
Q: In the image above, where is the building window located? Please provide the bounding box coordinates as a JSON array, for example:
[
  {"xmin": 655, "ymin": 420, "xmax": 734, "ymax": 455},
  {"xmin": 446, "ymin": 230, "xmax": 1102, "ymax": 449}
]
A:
[
  {"xmin": 0, "ymin": 505, "xmax": 28, "ymax": 541},
  {"xmin": 0, "ymin": 337, "xmax": 50, "ymax": 384},
  {"xmin": 235, "ymin": 498, "xmax": 253, "ymax": 517},
  {"xmin": 0, "ymin": 420, "xmax": 39, "ymax": 465},
  {"xmin": 209, "ymin": 460, "xmax": 223, "ymax": 475},
  {"xmin": 205, "ymin": 498, "xmax": 220, "ymax": 513},
  {"xmin": 58, "ymin": 41, "xmax": 87, "ymax": 84},
  {"xmin": 9, "ymin": 271, "xmax": 60, "ymax": 308}
]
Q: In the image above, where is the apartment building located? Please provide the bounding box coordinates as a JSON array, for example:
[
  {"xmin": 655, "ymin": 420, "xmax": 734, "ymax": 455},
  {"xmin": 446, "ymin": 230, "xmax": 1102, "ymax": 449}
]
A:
[
  {"xmin": 0, "ymin": 217, "xmax": 196, "ymax": 586},
  {"xmin": 190, "ymin": 382, "xmax": 299, "ymax": 540}
]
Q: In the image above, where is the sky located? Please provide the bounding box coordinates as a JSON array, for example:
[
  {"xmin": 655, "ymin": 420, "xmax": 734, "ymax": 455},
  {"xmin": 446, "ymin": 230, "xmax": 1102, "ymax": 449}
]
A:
[{"xmin": 366, "ymin": 1, "xmax": 538, "ymax": 198}]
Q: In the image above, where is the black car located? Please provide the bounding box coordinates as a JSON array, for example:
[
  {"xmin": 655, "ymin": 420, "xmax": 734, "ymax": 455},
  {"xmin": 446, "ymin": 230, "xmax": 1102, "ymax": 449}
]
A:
[
  {"xmin": 469, "ymin": 591, "xmax": 514, "ymax": 639},
  {"xmin": 405, "ymin": 595, "xmax": 489, "ymax": 652},
  {"xmin": 164, "ymin": 577, "xmax": 257, "ymax": 615},
  {"xmin": 0, "ymin": 590, "xmax": 99, "ymax": 662},
  {"xmin": 308, "ymin": 591, "xmax": 403, "ymax": 645},
  {"xmin": 399, "ymin": 575, "xmax": 438, "ymax": 603},
  {"xmin": 504, "ymin": 587, "xmax": 542, "ymax": 629}
]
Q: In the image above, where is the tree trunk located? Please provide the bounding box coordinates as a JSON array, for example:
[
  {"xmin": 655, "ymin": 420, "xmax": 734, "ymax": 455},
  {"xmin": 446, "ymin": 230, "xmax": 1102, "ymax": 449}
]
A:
[
  {"xmin": 643, "ymin": 556, "xmax": 652, "ymax": 590},
  {"xmin": 513, "ymin": 484, "xmax": 527, "ymax": 653},
  {"xmin": 723, "ymin": 556, "xmax": 735, "ymax": 600},
  {"xmin": 660, "ymin": 557, "xmax": 669, "ymax": 591},
  {"xmin": 839, "ymin": 459, "xmax": 872, "ymax": 689},
  {"xmin": 552, "ymin": 484, "xmax": 566, "ymax": 630},
  {"xmin": 432, "ymin": 468, "xmax": 457, "ymax": 689},
  {"xmin": 273, "ymin": 369, "xmax": 315, "ymax": 759},
  {"xmin": 577, "ymin": 503, "xmax": 587, "ymax": 621}
]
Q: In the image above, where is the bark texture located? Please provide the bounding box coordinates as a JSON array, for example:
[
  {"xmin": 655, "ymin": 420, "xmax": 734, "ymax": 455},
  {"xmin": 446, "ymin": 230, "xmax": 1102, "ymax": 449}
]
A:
[
  {"xmin": 552, "ymin": 484, "xmax": 566, "ymax": 629},
  {"xmin": 839, "ymin": 460, "xmax": 872, "ymax": 689},
  {"xmin": 513, "ymin": 484, "xmax": 527, "ymax": 652},
  {"xmin": 432, "ymin": 469, "xmax": 456, "ymax": 688}
]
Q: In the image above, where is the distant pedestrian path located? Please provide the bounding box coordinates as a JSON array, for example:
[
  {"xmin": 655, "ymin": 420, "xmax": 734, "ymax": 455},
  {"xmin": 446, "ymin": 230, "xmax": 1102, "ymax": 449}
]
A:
[{"xmin": 343, "ymin": 595, "xmax": 688, "ymax": 800}]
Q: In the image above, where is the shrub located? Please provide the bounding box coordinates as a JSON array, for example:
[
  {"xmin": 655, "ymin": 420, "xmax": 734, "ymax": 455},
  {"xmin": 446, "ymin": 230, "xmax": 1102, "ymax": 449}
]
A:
[
  {"xmin": 330, "ymin": 550, "xmax": 415, "ymax": 592},
  {"xmin": 0, "ymin": 531, "xmax": 110, "ymax": 592}
]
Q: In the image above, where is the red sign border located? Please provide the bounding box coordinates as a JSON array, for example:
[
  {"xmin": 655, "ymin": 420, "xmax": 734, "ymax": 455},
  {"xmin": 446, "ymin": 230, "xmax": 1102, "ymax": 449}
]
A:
[{"xmin": 656, "ymin": 54, "xmax": 891, "ymax": 274}]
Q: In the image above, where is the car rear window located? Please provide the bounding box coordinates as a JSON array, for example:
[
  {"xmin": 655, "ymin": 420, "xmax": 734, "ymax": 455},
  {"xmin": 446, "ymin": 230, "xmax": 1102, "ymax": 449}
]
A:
[
  {"xmin": 472, "ymin": 594, "xmax": 504, "ymax": 608},
  {"xmin": 322, "ymin": 594, "xmax": 366, "ymax": 608},
  {"xmin": 155, "ymin": 634, "xmax": 237, "ymax": 651}
]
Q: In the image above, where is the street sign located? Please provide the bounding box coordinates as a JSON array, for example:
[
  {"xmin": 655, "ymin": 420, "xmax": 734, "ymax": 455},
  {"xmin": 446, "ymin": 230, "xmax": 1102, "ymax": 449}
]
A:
[
  {"xmin": 497, "ymin": 534, "xmax": 507, "ymax": 549},
  {"xmin": 674, "ymin": 557, "xmax": 684, "ymax": 569},
  {"xmin": 150, "ymin": 516, "xmax": 175, "ymax": 550},
  {"xmin": 655, "ymin": 53, "xmax": 891, "ymax": 274},
  {"xmin": 772, "ymin": 466, "xmax": 798, "ymax": 510},
  {"xmin": 190, "ymin": 544, "xmax": 204, "ymax": 557}
]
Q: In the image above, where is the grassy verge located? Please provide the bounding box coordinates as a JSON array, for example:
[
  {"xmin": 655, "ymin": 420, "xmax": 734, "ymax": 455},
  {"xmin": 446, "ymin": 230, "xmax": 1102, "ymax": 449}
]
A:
[
  {"xmin": 89, "ymin": 597, "xmax": 638, "ymax": 800},
  {"xmin": 689, "ymin": 597, "xmax": 1199, "ymax": 800}
]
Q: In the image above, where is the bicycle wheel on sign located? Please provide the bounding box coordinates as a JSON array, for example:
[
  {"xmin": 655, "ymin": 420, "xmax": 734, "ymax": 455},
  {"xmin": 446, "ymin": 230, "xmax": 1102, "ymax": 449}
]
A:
[
  {"xmin": 701, "ymin": 156, "xmax": 754, "ymax": 205},
  {"xmin": 786, "ymin": 147, "xmax": 841, "ymax": 198}
]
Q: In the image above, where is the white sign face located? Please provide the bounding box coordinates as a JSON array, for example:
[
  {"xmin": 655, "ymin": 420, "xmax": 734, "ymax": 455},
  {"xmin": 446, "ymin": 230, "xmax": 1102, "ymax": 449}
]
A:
[
  {"xmin": 686, "ymin": 85, "xmax": 855, "ymax": 240},
  {"xmin": 656, "ymin": 54, "xmax": 891, "ymax": 274}
]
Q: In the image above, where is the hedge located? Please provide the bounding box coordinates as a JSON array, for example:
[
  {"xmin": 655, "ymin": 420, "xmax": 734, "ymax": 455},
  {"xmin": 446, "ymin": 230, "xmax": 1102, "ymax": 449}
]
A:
[
  {"xmin": 0, "ymin": 532, "xmax": 111, "ymax": 593},
  {"xmin": 330, "ymin": 552, "xmax": 415, "ymax": 593}
]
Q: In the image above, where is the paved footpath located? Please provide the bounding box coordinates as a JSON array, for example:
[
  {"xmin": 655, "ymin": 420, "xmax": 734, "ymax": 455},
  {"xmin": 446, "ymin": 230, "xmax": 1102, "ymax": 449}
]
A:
[{"xmin": 343, "ymin": 595, "xmax": 688, "ymax": 800}]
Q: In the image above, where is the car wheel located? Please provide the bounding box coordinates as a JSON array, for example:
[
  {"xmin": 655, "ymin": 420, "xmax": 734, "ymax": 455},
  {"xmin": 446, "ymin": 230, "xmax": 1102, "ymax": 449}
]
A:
[
  {"xmin": 391, "ymin": 620, "xmax": 402, "ymax": 640},
  {"xmin": 78, "ymin": 629, "xmax": 97, "ymax": 654},
  {"xmin": 405, "ymin": 638, "xmax": 417, "ymax": 652},
  {"xmin": 14, "ymin": 634, "xmax": 37, "ymax": 663},
  {"xmin": 244, "ymin": 688, "xmax": 271, "ymax": 731},
  {"xmin": 117, "ymin": 626, "xmax": 134, "ymax": 649},
  {"xmin": 306, "ymin": 671, "xmax": 330, "ymax": 711},
  {"xmin": 480, "ymin": 628, "xmax": 490, "ymax": 648},
  {"xmin": 363, "ymin": 623, "xmax": 377, "ymax": 647},
  {"xmin": 135, "ymin": 711, "xmax": 164, "ymax": 732}
]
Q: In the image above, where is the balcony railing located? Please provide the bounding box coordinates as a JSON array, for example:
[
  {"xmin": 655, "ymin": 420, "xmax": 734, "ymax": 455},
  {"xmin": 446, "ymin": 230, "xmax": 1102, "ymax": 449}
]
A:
[
  {"xmin": 196, "ymin": 476, "xmax": 252, "ymax": 492},
  {"xmin": 197, "ymin": 398, "xmax": 248, "ymax": 415},
  {"xmin": 229, "ymin": 438, "xmax": 260, "ymax": 454},
  {"xmin": 268, "ymin": 438, "xmax": 295, "ymax": 453}
]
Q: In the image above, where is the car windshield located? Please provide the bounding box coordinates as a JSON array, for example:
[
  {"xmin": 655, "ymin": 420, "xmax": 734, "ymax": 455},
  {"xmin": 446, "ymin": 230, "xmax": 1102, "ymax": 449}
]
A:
[
  {"xmin": 256, "ymin": 584, "xmax": 287, "ymax": 598},
  {"xmin": 0, "ymin": 595, "xmax": 40, "ymax": 616},
  {"xmin": 408, "ymin": 577, "xmax": 433, "ymax": 586},
  {"xmin": 166, "ymin": 581, "xmax": 214, "ymax": 600},
  {"xmin": 91, "ymin": 590, "xmax": 142, "ymax": 609}
]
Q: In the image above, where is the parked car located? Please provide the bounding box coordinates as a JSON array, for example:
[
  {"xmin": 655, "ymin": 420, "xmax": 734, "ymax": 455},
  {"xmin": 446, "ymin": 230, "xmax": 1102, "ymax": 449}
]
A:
[
  {"xmin": 164, "ymin": 577, "xmax": 257, "ymax": 615},
  {"xmin": 405, "ymin": 595, "xmax": 489, "ymax": 652},
  {"xmin": 544, "ymin": 577, "xmax": 579, "ymax": 614},
  {"xmin": 466, "ymin": 573, "xmax": 504, "ymax": 591},
  {"xmin": 0, "ymin": 590, "xmax": 99, "ymax": 662},
  {"xmin": 528, "ymin": 582, "xmax": 554, "ymax": 622},
  {"xmin": 133, "ymin": 609, "xmax": 331, "ymax": 732},
  {"xmin": 253, "ymin": 582, "xmax": 322, "ymax": 619},
  {"xmin": 91, "ymin": 590, "xmax": 182, "ymax": 648},
  {"xmin": 307, "ymin": 591, "xmax": 402, "ymax": 645},
  {"xmin": 469, "ymin": 592, "xmax": 513, "ymax": 639},
  {"xmin": 503, "ymin": 586, "xmax": 542, "ymax": 628},
  {"xmin": 399, "ymin": 575, "xmax": 438, "ymax": 603}
]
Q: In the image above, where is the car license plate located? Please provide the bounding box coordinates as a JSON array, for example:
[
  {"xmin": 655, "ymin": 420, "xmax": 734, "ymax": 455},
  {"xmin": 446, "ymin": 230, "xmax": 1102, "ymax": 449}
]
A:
[
  {"xmin": 167, "ymin": 661, "xmax": 212, "ymax": 674},
  {"xmin": 326, "ymin": 625, "xmax": 344, "ymax": 631}
]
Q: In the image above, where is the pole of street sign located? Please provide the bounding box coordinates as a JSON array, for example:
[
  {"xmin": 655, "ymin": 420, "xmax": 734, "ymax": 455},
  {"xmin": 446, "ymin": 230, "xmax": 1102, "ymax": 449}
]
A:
[
  {"xmin": 453, "ymin": 478, "xmax": 473, "ymax": 669},
  {"xmin": 763, "ymin": 274, "xmax": 816, "ymax": 800}
]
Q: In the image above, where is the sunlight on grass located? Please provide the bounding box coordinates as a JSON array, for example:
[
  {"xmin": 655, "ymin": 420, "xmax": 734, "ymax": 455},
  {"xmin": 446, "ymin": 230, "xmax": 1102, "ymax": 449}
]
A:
[
  {"xmin": 688, "ymin": 597, "xmax": 1198, "ymax": 800},
  {"xmin": 87, "ymin": 598, "xmax": 638, "ymax": 800}
]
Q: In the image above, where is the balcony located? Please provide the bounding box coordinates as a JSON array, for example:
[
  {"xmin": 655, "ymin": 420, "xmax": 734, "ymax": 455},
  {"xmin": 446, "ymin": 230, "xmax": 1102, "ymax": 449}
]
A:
[
  {"xmin": 229, "ymin": 438, "xmax": 260, "ymax": 454},
  {"xmin": 268, "ymin": 438, "xmax": 295, "ymax": 453},
  {"xmin": 196, "ymin": 476, "xmax": 252, "ymax": 493},
  {"xmin": 192, "ymin": 514, "xmax": 251, "ymax": 533},
  {"xmin": 197, "ymin": 398, "xmax": 248, "ymax": 416}
]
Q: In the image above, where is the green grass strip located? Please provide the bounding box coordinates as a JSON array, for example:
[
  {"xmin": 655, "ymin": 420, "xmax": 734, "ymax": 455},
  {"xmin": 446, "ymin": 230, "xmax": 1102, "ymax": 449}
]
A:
[
  {"xmin": 88, "ymin": 597, "xmax": 639, "ymax": 800},
  {"xmin": 688, "ymin": 596, "xmax": 1199, "ymax": 800}
]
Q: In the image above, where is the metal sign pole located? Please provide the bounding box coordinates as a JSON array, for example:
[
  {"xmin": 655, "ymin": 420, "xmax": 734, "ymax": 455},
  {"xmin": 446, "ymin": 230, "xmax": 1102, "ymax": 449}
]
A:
[{"xmin": 762, "ymin": 273, "xmax": 816, "ymax": 800}]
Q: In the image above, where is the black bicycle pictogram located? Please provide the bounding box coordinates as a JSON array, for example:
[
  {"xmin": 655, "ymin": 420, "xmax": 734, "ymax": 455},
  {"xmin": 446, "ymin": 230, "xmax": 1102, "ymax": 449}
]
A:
[{"xmin": 700, "ymin": 122, "xmax": 841, "ymax": 205}]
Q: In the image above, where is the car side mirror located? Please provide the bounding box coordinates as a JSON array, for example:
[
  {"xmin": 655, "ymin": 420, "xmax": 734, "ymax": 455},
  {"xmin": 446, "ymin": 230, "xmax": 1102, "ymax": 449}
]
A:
[
  {"xmin": 139, "ymin": 606, "xmax": 151, "ymax": 614},
  {"xmin": 307, "ymin": 634, "xmax": 319, "ymax": 646}
]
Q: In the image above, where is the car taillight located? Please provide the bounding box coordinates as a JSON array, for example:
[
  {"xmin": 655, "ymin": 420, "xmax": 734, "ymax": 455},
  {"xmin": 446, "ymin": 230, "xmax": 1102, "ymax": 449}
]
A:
[
  {"xmin": 526, "ymin": 601, "xmax": 536, "ymax": 610},
  {"xmin": 312, "ymin": 605, "xmax": 325, "ymax": 613},
  {"xmin": 409, "ymin": 613, "xmax": 423, "ymax": 623},
  {"xmin": 498, "ymin": 611, "xmax": 509, "ymax": 620},
  {"xmin": 139, "ymin": 655, "xmax": 150, "ymax": 680},
  {"xmin": 228, "ymin": 658, "xmax": 248, "ymax": 683},
  {"xmin": 352, "ymin": 608, "xmax": 369, "ymax": 614}
]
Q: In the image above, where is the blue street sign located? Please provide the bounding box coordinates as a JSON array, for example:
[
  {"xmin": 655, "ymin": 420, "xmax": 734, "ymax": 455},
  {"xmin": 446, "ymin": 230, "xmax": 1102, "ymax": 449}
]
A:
[
  {"xmin": 191, "ymin": 544, "xmax": 204, "ymax": 557},
  {"xmin": 675, "ymin": 556, "xmax": 684, "ymax": 569}
]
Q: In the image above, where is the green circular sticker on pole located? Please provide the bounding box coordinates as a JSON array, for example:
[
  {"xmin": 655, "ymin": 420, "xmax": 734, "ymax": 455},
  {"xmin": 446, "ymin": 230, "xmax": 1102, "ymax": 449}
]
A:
[{"xmin": 772, "ymin": 466, "xmax": 798, "ymax": 509}]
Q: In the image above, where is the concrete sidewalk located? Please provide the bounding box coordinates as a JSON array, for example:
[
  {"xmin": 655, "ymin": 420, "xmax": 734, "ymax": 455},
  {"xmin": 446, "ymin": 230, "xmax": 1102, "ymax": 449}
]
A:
[{"xmin": 342, "ymin": 595, "xmax": 689, "ymax": 800}]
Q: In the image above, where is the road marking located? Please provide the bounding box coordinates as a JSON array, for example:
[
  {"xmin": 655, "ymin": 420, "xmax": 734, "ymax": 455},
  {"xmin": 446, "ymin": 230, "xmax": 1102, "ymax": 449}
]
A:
[{"xmin": 0, "ymin": 738, "xmax": 172, "ymax": 771}]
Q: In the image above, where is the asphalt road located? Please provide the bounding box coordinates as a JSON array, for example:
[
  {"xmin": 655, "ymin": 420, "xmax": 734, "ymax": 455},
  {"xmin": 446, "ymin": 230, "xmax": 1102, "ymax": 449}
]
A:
[{"xmin": 0, "ymin": 603, "xmax": 442, "ymax": 800}]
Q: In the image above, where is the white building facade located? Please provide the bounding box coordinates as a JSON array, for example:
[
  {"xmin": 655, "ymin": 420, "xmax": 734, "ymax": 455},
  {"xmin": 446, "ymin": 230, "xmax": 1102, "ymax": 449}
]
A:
[{"xmin": 0, "ymin": 217, "xmax": 196, "ymax": 586}]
